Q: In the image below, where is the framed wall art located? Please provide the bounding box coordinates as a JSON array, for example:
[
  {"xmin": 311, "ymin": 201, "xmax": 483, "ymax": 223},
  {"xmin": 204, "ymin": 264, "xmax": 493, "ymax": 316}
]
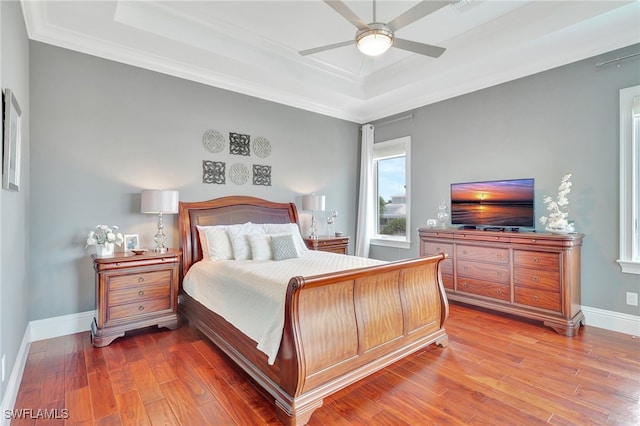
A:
[{"xmin": 3, "ymin": 89, "xmax": 22, "ymax": 191}]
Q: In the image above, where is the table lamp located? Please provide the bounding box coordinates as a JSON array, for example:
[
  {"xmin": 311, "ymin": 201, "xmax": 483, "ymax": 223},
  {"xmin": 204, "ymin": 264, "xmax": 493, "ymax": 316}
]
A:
[
  {"xmin": 141, "ymin": 189, "xmax": 179, "ymax": 253},
  {"xmin": 301, "ymin": 194, "xmax": 325, "ymax": 239}
]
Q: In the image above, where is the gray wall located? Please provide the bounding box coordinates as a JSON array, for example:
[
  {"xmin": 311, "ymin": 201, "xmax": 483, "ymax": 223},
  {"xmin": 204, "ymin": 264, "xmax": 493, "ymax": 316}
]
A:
[
  {"xmin": 0, "ymin": 0, "xmax": 30, "ymax": 401},
  {"xmin": 372, "ymin": 43, "xmax": 640, "ymax": 317},
  {"xmin": 29, "ymin": 41, "xmax": 360, "ymax": 321}
]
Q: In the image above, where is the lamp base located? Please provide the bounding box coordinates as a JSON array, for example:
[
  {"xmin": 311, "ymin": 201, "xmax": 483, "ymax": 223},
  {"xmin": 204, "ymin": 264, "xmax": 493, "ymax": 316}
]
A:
[{"xmin": 153, "ymin": 246, "xmax": 168, "ymax": 254}]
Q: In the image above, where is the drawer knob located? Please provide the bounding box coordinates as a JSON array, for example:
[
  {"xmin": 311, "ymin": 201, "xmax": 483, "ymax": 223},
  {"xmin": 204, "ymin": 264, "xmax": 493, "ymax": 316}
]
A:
[
  {"xmin": 533, "ymin": 275, "xmax": 539, "ymax": 282},
  {"xmin": 461, "ymin": 282, "xmax": 468, "ymax": 288},
  {"xmin": 463, "ymin": 266, "xmax": 469, "ymax": 271},
  {"xmin": 532, "ymin": 257, "xmax": 539, "ymax": 263},
  {"xmin": 496, "ymin": 254, "xmax": 502, "ymax": 258},
  {"xmin": 496, "ymin": 289, "xmax": 503, "ymax": 295},
  {"xmin": 138, "ymin": 305, "xmax": 144, "ymax": 311},
  {"xmin": 533, "ymin": 295, "xmax": 539, "ymax": 302},
  {"xmin": 138, "ymin": 290, "xmax": 145, "ymax": 296},
  {"xmin": 436, "ymin": 247, "xmax": 440, "ymax": 252},
  {"xmin": 497, "ymin": 271, "xmax": 503, "ymax": 276},
  {"xmin": 138, "ymin": 277, "xmax": 145, "ymax": 282},
  {"xmin": 463, "ymin": 250, "xmax": 468, "ymax": 255}
]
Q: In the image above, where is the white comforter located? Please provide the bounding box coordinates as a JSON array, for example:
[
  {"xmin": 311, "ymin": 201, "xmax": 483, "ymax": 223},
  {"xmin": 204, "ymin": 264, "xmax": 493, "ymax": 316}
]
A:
[{"xmin": 182, "ymin": 251, "xmax": 386, "ymax": 364}]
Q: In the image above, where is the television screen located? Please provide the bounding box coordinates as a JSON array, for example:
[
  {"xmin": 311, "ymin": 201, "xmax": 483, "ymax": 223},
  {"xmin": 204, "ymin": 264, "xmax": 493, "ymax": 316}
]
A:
[{"xmin": 451, "ymin": 178, "xmax": 535, "ymax": 228}]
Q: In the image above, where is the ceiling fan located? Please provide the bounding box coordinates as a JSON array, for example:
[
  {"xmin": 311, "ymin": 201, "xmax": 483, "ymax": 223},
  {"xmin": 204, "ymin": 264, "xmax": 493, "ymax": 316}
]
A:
[{"xmin": 299, "ymin": 0, "xmax": 449, "ymax": 58}]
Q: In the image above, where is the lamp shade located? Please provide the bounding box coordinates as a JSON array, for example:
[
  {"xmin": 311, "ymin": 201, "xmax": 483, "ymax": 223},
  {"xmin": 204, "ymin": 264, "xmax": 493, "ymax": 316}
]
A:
[
  {"xmin": 141, "ymin": 190, "xmax": 179, "ymax": 214},
  {"xmin": 301, "ymin": 194, "xmax": 325, "ymax": 211}
]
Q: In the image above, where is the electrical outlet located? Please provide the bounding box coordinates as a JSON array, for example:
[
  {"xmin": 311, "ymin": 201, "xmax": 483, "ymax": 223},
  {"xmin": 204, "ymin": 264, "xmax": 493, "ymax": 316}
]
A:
[
  {"xmin": 626, "ymin": 292, "xmax": 639, "ymax": 307},
  {"xmin": 1, "ymin": 354, "xmax": 5, "ymax": 382}
]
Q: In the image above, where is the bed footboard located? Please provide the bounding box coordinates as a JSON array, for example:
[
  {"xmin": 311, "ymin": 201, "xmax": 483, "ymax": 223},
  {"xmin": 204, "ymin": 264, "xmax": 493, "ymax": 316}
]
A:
[{"xmin": 275, "ymin": 253, "xmax": 448, "ymax": 425}]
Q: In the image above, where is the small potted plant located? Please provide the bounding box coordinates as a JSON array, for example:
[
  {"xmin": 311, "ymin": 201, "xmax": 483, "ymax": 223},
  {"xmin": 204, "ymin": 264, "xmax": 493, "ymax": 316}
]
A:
[{"xmin": 85, "ymin": 225, "xmax": 124, "ymax": 256}]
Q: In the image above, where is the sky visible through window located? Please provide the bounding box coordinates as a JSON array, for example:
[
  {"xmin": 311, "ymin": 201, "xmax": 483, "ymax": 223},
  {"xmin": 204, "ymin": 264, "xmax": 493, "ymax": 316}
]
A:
[{"xmin": 378, "ymin": 156, "xmax": 406, "ymax": 202}]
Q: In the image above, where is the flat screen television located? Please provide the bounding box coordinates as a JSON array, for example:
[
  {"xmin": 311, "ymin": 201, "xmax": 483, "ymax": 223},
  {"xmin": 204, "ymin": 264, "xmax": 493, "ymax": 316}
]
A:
[{"xmin": 450, "ymin": 178, "xmax": 535, "ymax": 228}]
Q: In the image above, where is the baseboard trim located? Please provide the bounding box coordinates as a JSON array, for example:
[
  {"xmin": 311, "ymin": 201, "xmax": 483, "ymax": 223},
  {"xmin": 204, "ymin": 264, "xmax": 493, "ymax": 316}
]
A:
[
  {"xmin": 29, "ymin": 310, "xmax": 94, "ymax": 342},
  {"xmin": 0, "ymin": 326, "xmax": 30, "ymax": 426},
  {"xmin": 582, "ymin": 305, "xmax": 640, "ymax": 336}
]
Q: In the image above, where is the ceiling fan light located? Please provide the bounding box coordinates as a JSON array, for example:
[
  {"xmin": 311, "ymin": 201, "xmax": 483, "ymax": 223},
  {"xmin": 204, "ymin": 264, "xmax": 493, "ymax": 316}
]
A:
[{"xmin": 356, "ymin": 25, "xmax": 393, "ymax": 56}]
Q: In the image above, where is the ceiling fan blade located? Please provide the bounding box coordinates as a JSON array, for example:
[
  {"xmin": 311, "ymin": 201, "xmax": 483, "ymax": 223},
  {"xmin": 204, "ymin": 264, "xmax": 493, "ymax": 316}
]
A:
[
  {"xmin": 299, "ymin": 40, "xmax": 354, "ymax": 56},
  {"xmin": 393, "ymin": 38, "xmax": 446, "ymax": 58},
  {"xmin": 323, "ymin": 0, "xmax": 369, "ymax": 31},
  {"xmin": 387, "ymin": 1, "xmax": 449, "ymax": 32}
]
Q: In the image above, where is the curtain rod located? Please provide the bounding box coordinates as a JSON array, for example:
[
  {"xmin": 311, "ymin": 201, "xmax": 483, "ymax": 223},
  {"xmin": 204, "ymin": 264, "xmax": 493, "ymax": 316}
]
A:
[
  {"xmin": 595, "ymin": 52, "xmax": 640, "ymax": 68},
  {"xmin": 375, "ymin": 113, "xmax": 414, "ymax": 127}
]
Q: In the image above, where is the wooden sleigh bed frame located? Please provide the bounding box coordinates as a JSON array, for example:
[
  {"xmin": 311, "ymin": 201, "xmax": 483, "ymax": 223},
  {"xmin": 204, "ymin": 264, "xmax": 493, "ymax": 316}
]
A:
[{"xmin": 178, "ymin": 196, "xmax": 449, "ymax": 425}]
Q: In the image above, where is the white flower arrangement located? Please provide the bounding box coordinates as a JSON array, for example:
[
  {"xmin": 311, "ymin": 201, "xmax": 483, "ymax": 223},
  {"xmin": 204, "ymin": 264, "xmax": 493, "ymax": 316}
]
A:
[
  {"xmin": 539, "ymin": 173, "xmax": 574, "ymax": 232},
  {"xmin": 85, "ymin": 225, "xmax": 124, "ymax": 248}
]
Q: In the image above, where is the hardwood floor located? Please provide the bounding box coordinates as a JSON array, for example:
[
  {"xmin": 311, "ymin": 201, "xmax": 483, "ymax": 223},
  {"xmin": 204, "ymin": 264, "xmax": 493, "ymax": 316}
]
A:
[{"xmin": 10, "ymin": 303, "xmax": 639, "ymax": 425}]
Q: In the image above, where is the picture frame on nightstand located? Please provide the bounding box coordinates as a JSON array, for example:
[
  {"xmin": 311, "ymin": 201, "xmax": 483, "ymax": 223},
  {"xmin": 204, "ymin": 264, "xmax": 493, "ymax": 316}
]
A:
[{"xmin": 123, "ymin": 234, "xmax": 139, "ymax": 252}]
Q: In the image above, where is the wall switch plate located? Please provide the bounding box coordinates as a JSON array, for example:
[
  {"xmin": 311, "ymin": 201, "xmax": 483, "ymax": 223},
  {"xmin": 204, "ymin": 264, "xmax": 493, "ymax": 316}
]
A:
[{"xmin": 626, "ymin": 292, "xmax": 639, "ymax": 306}]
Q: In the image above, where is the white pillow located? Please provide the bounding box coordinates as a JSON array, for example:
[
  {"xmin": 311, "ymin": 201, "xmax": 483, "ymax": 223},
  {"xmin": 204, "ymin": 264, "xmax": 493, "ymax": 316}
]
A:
[
  {"xmin": 248, "ymin": 234, "xmax": 273, "ymax": 261},
  {"xmin": 263, "ymin": 223, "xmax": 308, "ymax": 253},
  {"xmin": 227, "ymin": 223, "xmax": 265, "ymax": 260},
  {"xmin": 196, "ymin": 225, "xmax": 234, "ymax": 261}
]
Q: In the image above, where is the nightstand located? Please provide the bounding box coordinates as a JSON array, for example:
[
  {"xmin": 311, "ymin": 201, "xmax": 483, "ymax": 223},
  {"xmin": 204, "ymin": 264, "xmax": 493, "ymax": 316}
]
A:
[
  {"xmin": 304, "ymin": 236, "xmax": 350, "ymax": 255},
  {"xmin": 91, "ymin": 249, "xmax": 181, "ymax": 347}
]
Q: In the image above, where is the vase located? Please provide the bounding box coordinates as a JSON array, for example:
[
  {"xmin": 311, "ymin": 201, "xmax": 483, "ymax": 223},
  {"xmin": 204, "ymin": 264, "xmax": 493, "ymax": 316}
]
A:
[{"xmin": 96, "ymin": 242, "xmax": 114, "ymax": 256}]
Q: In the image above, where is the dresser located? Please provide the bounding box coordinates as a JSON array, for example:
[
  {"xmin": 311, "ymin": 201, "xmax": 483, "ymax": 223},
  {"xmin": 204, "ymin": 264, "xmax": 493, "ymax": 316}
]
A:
[
  {"xmin": 304, "ymin": 236, "xmax": 350, "ymax": 254},
  {"xmin": 419, "ymin": 229, "xmax": 584, "ymax": 336},
  {"xmin": 91, "ymin": 249, "xmax": 181, "ymax": 347}
]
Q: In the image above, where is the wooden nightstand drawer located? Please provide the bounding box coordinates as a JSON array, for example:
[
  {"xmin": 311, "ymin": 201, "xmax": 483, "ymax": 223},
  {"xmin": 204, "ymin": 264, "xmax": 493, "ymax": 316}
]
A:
[
  {"xmin": 108, "ymin": 298, "xmax": 172, "ymax": 321},
  {"xmin": 304, "ymin": 236, "xmax": 349, "ymax": 254},
  {"xmin": 108, "ymin": 282, "xmax": 171, "ymax": 305},
  {"xmin": 109, "ymin": 270, "xmax": 172, "ymax": 290}
]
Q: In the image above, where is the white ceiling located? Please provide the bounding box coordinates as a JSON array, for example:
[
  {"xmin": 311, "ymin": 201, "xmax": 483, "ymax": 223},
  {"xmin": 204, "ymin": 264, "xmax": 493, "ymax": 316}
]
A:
[{"xmin": 21, "ymin": 0, "xmax": 640, "ymax": 123}]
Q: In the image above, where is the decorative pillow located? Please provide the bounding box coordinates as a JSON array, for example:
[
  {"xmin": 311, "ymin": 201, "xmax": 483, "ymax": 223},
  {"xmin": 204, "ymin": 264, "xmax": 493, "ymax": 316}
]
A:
[
  {"xmin": 263, "ymin": 223, "xmax": 308, "ymax": 253},
  {"xmin": 271, "ymin": 234, "xmax": 301, "ymax": 261},
  {"xmin": 197, "ymin": 225, "xmax": 234, "ymax": 261},
  {"xmin": 227, "ymin": 223, "xmax": 265, "ymax": 260},
  {"xmin": 248, "ymin": 233, "xmax": 273, "ymax": 261}
]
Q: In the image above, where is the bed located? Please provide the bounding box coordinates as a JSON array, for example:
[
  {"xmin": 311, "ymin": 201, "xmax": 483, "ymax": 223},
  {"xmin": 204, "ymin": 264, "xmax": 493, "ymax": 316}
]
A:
[{"xmin": 178, "ymin": 196, "xmax": 449, "ymax": 425}]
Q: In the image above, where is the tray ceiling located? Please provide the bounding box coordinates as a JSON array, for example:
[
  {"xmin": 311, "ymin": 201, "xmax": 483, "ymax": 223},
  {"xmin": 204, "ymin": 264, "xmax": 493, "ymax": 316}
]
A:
[{"xmin": 21, "ymin": 0, "xmax": 640, "ymax": 123}]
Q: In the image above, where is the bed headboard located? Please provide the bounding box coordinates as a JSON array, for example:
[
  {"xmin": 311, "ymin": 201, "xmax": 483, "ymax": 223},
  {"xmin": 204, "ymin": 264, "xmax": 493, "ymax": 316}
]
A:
[{"xmin": 178, "ymin": 196, "xmax": 300, "ymax": 275}]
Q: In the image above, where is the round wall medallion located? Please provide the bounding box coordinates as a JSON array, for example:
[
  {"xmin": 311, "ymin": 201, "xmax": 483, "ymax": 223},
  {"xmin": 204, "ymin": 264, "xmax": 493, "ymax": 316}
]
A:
[
  {"xmin": 202, "ymin": 129, "xmax": 225, "ymax": 153},
  {"xmin": 229, "ymin": 163, "xmax": 249, "ymax": 185},
  {"xmin": 253, "ymin": 136, "xmax": 272, "ymax": 158}
]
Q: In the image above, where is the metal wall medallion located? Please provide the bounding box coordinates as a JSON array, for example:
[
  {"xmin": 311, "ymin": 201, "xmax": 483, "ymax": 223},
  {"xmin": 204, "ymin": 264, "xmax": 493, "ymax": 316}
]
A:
[
  {"xmin": 252, "ymin": 136, "xmax": 272, "ymax": 158},
  {"xmin": 202, "ymin": 160, "xmax": 226, "ymax": 184},
  {"xmin": 202, "ymin": 129, "xmax": 225, "ymax": 153},
  {"xmin": 253, "ymin": 164, "xmax": 271, "ymax": 186},
  {"xmin": 229, "ymin": 163, "xmax": 249, "ymax": 185},
  {"xmin": 229, "ymin": 132, "xmax": 250, "ymax": 156}
]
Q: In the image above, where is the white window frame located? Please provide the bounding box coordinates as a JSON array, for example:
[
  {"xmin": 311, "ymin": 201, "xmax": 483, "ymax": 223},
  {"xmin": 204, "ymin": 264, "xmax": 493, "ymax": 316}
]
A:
[
  {"xmin": 370, "ymin": 136, "xmax": 411, "ymax": 249},
  {"xmin": 617, "ymin": 85, "xmax": 640, "ymax": 274}
]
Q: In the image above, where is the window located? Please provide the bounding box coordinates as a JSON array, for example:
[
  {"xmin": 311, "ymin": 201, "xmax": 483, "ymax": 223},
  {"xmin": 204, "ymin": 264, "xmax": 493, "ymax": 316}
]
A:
[
  {"xmin": 371, "ymin": 136, "xmax": 411, "ymax": 248},
  {"xmin": 618, "ymin": 85, "xmax": 640, "ymax": 274}
]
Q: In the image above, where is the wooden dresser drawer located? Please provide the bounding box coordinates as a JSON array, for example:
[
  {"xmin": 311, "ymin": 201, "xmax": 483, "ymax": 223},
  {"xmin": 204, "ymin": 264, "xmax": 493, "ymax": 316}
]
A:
[
  {"xmin": 457, "ymin": 260, "xmax": 510, "ymax": 284},
  {"xmin": 514, "ymin": 287, "xmax": 560, "ymax": 312},
  {"xmin": 422, "ymin": 242, "xmax": 453, "ymax": 257},
  {"xmin": 457, "ymin": 245, "xmax": 509, "ymax": 263},
  {"xmin": 514, "ymin": 268, "xmax": 560, "ymax": 292},
  {"xmin": 513, "ymin": 250, "xmax": 559, "ymax": 271},
  {"xmin": 442, "ymin": 273, "xmax": 454, "ymax": 290},
  {"xmin": 108, "ymin": 282, "xmax": 171, "ymax": 305},
  {"xmin": 108, "ymin": 270, "xmax": 172, "ymax": 290},
  {"xmin": 108, "ymin": 298, "xmax": 172, "ymax": 322},
  {"xmin": 457, "ymin": 277, "xmax": 510, "ymax": 302}
]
